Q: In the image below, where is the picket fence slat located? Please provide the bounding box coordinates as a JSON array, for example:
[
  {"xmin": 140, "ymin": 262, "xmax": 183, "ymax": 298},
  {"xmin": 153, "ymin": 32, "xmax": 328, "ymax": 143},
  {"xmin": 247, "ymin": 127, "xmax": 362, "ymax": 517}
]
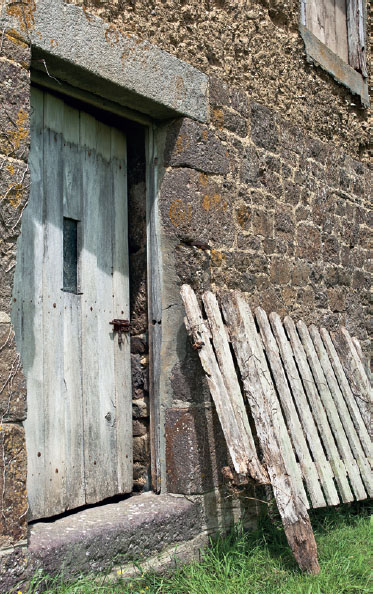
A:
[
  {"xmin": 269, "ymin": 312, "xmax": 339, "ymax": 506},
  {"xmin": 181, "ymin": 285, "xmax": 371, "ymax": 574}
]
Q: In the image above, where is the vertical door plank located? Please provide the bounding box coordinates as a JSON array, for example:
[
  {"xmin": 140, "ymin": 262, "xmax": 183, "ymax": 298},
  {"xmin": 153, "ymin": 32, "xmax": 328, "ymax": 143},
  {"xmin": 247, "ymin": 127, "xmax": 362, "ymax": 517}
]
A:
[
  {"xmin": 62, "ymin": 103, "xmax": 82, "ymax": 221},
  {"xmin": 284, "ymin": 316, "xmax": 353, "ymax": 503},
  {"xmin": 202, "ymin": 292, "xmax": 268, "ymax": 484},
  {"xmin": 269, "ymin": 313, "xmax": 339, "ymax": 506},
  {"xmin": 297, "ymin": 321, "xmax": 367, "ymax": 501},
  {"xmin": 310, "ymin": 326, "xmax": 371, "ymax": 496},
  {"xmin": 94, "ymin": 120, "xmax": 117, "ymax": 500},
  {"xmin": 80, "ymin": 112, "xmax": 101, "ymax": 503},
  {"xmin": 17, "ymin": 87, "xmax": 46, "ymax": 519},
  {"xmin": 255, "ymin": 308, "xmax": 325, "ymax": 508},
  {"xmin": 221, "ymin": 292, "xmax": 319, "ymax": 574},
  {"xmin": 62, "ymin": 102, "xmax": 85, "ymax": 510},
  {"xmin": 111, "ymin": 127, "xmax": 133, "ymax": 493},
  {"xmin": 82, "ymin": 119, "xmax": 119, "ymax": 503},
  {"xmin": 42, "ymin": 92, "xmax": 66, "ymax": 517}
]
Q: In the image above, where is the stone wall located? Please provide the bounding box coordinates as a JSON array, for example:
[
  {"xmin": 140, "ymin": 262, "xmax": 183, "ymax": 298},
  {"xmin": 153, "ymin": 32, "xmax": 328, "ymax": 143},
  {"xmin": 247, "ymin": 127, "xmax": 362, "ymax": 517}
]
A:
[
  {"xmin": 0, "ymin": 26, "xmax": 30, "ymax": 549},
  {"xmin": 161, "ymin": 95, "xmax": 371, "ymax": 494},
  {"xmin": 65, "ymin": 0, "xmax": 371, "ymax": 161}
]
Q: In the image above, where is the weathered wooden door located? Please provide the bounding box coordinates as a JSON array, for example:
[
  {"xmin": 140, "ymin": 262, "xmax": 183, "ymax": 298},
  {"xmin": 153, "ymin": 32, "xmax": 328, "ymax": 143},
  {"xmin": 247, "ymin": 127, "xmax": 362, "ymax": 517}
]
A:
[{"xmin": 13, "ymin": 87, "xmax": 132, "ymax": 520}]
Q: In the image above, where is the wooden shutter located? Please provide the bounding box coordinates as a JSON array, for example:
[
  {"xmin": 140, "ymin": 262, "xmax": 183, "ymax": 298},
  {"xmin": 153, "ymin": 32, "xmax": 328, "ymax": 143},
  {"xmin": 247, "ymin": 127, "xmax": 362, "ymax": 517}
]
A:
[
  {"xmin": 346, "ymin": 0, "xmax": 367, "ymax": 76},
  {"xmin": 305, "ymin": 0, "xmax": 349, "ymax": 63}
]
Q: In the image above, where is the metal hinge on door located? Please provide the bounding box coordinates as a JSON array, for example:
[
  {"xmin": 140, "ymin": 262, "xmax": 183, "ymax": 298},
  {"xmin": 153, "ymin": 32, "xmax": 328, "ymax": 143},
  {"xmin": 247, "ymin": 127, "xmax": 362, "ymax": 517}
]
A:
[{"xmin": 109, "ymin": 319, "xmax": 131, "ymax": 344}]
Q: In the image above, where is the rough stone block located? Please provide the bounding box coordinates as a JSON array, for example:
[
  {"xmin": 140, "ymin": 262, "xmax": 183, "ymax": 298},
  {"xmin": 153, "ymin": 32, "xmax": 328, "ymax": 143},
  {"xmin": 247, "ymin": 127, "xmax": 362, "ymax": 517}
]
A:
[
  {"xmin": 0, "ymin": 423, "xmax": 27, "ymax": 548},
  {"xmin": 283, "ymin": 179, "xmax": 301, "ymax": 205},
  {"xmin": 282, "ymin": 286, "xmax": 297, "ymax": 307},
  {"xmin": 0, "ymin": 59, "xmax": 30, "ymax": 159},
  {"xmin": 235, "ymin": 252, "xmax": 269, "ymax": 275},
  {"xmin": 240, "ymin": 145, "xmax": 260, "ymax": 185},
  {"xmin": 160, "ymin": 168, "xmax": 235, "ymax": 246},
  {"xmin": 221, "ymin": 109, "xmax": 247, "ymax": 138},
  {"xmin": 259, "ymin": 171, "xmax": 283, "ymax": 200},
  {"xmin": 252, "ymin": 208, "xmax": 273, "ymax": 238},
  {"xmin": 230, "ymin": 87, "xmax": 249, "ymax": 117},
  {"xmin": 132, "ymin": 397, "xmax": 149, "ymax": 419},
  {"xmin": 328, "ymin": 288, "xmax": 346, "ymax": 312},
  {"xmin": 270, "ymin": 258, "xmax": 291, "ymax": 285},
  {"xmin": 174, "ymin": 245, "xmax": 211, "ymax": 294},
  {"xmin": 165, "ymin": 406, "xmax": 229, "ymax": 494},
  {"xmin": 0, "ymin": 324, "xmax": 26, "ymax": 422},
  {"xmin": 275, "ymin": 207, "xmax": 295, "ymax": 236},
  {"xmin": 352, "ymin": 270, "xmax": 370, "ymax": 291},
  {"xmin": 235, "ymin": 204, "xmax": 252, "ymax": 231},
  {"xmin": 278, "ymin": 120, "xmax": 305, "ymax": 155},
  {"xmin": 133, "ymin": 434, "xmax": 150, "ymax": 464},
  {"xmin": 170, "ymin": 338, "xmax": 211, "ymax": 406},
  {"xmin": 132, "ymin": 419, "xmax": 148, "ymax": 437},
  {"xmin": 322, "ymin": 235, "xmax": 340, "ymax": 264},
  {"xmin": 209, "ymin": 76, "xmax": 230, "ymax": 108},
  {"xmin": 291, "ymin": 262, "xmax": 310, "ymax": 286},
  {"xmin": 130, "ymin": 335, "xmax": 147, "ymax": 355},
  {"xmin": 131, "ymin": 353, "xmax": 148, "ymax": 393},
  {"xmin": 251, "ymin": 102, "xmax": 278, "ymax": 152},
  {"xmin": 311, "ymin": 187, "xmax": 334, "ymax": 226},
  {"xmin": 325, "ymin": 265, "xmax": 351, "ymax": 288},
  {"xmin": 164, "ymin": 119, "xmax": 229, "ymax": 175},
  {"xmin": 295, "ymin": 205, "xmax": 310, "ymax": 222},
  {"xmin": 236, "ymin": 234, "xmax": 261, "ymax": 251},
  {"xmin": 0, "ymin": 160, "xmax": 29, "ymax": 237},
  {"xmin": 296, "ymin": 224, "xmax": 321, "ymax": 261},
  {"xmin": 340, "ymin": 245, "xmax": 351, "ymax": 268},
  {"xmin": 305, "ymin": 137, "xmax": 328, "ymax": 165},
  {"xmin": 0, "ymin": 30, "xmax": 30, "ymax": 67}
]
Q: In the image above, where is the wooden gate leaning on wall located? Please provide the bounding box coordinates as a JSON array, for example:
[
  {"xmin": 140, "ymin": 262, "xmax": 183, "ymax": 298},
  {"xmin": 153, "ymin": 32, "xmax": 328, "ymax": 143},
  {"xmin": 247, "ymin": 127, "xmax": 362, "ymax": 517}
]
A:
[{"xmin": 12, "ymin": 87, "xmax": 133, "ymax": 520}]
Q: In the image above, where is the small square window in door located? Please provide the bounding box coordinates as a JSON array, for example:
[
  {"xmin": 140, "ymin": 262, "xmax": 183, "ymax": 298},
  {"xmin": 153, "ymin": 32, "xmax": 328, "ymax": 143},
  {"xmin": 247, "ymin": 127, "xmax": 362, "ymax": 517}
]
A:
[{"xmin": 63, "ymin": 217, "xmax": 79, "ymax": 293}]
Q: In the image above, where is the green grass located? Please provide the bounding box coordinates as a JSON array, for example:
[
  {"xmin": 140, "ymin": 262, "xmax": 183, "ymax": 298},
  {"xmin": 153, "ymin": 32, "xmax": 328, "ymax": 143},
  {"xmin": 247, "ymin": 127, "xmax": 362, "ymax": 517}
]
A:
[{"xmin": 17, "ymin": 503, "xmax": 371, "ymax": 594}]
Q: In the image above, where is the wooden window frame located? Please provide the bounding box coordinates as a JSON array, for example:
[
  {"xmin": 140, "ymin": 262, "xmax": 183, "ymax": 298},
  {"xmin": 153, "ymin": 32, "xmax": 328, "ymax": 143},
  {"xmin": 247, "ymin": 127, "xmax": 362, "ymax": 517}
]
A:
[{"xmin": 300, "ymin": 0, "xmax": 369, "ymax": 107}]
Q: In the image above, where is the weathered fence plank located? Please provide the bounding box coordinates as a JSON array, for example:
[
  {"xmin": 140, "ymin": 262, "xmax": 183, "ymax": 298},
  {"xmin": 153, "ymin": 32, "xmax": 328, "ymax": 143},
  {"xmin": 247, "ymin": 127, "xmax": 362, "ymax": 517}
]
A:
[
  {"xmin": 181, "ymin": 285, "xmax": 371, "ymax": 574},
  {"xmin": 269, "ymin": 312, "xmax": 339, "ymax": 506},
  {"xmin": 331, "ymin": 328, "xmax": 371, "ymax": 432},
  {"xmin": 221, "ymin": 292, "xmax": 319, "ymax": 574},
  {"xmin": 284, "ymin": 317, "xmax": 354, "ymax": 503},
  {"xmin": 255, "ymin": 308, "xmax": 325, "ymax": 508},
  {"xmin": 310, "ymin": 326, "xmax": 372, "ymax": 497},
  {"xmin": 202, "ymin": 291, "xmax": 268, "ymax": 484},
  {"xmin": 180, "ymin": 285, "xmax": 266, "ymax": 479},
  {"xmin": 297, "ymin": 321, "xmax": 367, "ymax": 502}
]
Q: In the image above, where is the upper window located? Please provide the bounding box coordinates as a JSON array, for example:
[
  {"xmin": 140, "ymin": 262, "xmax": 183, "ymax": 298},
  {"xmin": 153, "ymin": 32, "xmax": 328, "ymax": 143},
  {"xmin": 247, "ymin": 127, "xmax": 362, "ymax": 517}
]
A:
[{"xmin": 300, "ymin": 0, "xmax": 368, "ymax": 106}]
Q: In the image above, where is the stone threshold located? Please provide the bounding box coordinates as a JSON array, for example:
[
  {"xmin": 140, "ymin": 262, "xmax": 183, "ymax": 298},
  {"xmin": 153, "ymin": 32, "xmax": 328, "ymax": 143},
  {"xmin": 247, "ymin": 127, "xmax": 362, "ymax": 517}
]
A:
[
  {"xmin": 2, "ymin": 489, "xmax": 258, "ymax": 591},
  {"xmin": 27, "ymin": 493, "xmax": 204, "ymax": 580}
]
